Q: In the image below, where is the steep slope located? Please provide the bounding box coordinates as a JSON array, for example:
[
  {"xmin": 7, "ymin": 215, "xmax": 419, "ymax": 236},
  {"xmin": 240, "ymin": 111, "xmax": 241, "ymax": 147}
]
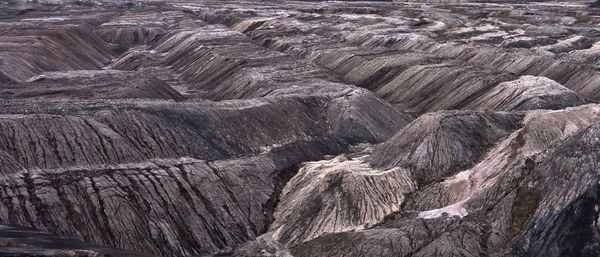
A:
[
  {"xmin": 0, "ymin": 24, "xmax": 114, "ymax": 83},
  {"xmin": 258, "ymin": 111, "xmax": 522, "ymax": 249},
  {"xmin": 370, "ymin": 111, "xmax": 522, "ymax": 184},
  {"xmin": 0, "ymin": 89, "xmax": 411, "ymax": 256},
  {"xmin": 270, "ymin": 154, "xmax": 416, "ymax": 246},
  {"xmin": 195, "ymin": 0, "xmax": 600, "ymax": 107},
  {"xmin": 1, "ymin": 70, "xmax": 184, "ymax": 101},
  {"xmin": 463, "ymin": 75, "xmax": 590, "ymax": 111},
  {"xmin": 289, "ymin": 104, "xmax": 600, "ymax": 257},
  {"xmin": 1, "ymin": 1, "xmax": 600, "ymax": 257},
  {"xmin": 510, "ymin": 121, "xmax": 600, "ymax": 257},
  {"xmin": 0, "ymin": 5, "xmax": 414, "ymax": 256}
]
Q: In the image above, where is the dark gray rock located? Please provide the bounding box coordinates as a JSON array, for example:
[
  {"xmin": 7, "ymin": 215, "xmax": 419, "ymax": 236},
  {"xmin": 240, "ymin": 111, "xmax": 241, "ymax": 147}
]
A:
[
  {"xmin": 370, "ymin": 111, "xmax": 523, "ymax": 185},
  {"xmin": 1, "ymin": 1, "xmax": 600, "ymax": 257},
  {"xmin": 510, "ymin": 121, "xmax": 600, "ymax": 257},
  {"xmin": 0, "ymin": 70, "xmax": 184, "ymax": 101}
]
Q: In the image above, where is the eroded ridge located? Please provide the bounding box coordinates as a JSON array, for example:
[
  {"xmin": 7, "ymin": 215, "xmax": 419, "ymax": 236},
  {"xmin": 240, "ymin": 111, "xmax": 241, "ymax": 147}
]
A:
[{"xmin": 1, "ymin": 1, "xmax": 600, "ymax": 257}]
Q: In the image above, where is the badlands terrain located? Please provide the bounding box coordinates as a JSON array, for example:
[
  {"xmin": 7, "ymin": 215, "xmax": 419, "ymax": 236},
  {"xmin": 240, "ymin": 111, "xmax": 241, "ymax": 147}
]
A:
[{"xmin": 1, "ymin": 0, "xmax": 600, "ymax": 256}]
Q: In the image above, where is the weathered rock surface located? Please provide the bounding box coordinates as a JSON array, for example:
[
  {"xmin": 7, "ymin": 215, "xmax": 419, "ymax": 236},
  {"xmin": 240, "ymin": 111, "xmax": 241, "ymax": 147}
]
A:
[
  {"xmin": 271, "ymin": 153, "xmax": 416, "ymax": 246},
  {"xmin": 1, "ymin": 1, "xmax": 600, "ymax": 257},
  {"xmin": 371, "ymin": 111, "xmax": 522, "ymax": 184},
  {"xmin": 2, "ymin": 70, "xmax": 184, "ymax": 101},
  {"xmin": 463, "ymin": 75, "xmax": 590, "ymax": 111},
  {"xmin": 290, "ymin": 103, "xmax": 600, "ymax": 257}
]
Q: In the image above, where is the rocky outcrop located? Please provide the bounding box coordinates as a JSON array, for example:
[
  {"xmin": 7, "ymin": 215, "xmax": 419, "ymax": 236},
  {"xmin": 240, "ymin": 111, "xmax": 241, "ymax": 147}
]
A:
[
  {"xmin": 370, "ymin": 111, "xmax": 522, "ymax": 185},
  {"xmin": 463, "ymin": 75, "xmax": 590, "ymax": 111},
  {"xmin": 0, "ymin": 24, "xmax": 114, "ymax": 83},
  {"xmin": 0, "ymin": 11, "xmax": 412, "ymax": 254},
  {"xmin": 287, "ymin": 103, "xmax": 600, "ymax": 257},
  {"xmin": 510, "ymin": 121, "xmax": 600, "ymax": 257},
  {"xmin": 1, "ymin": 70, "xmax": 184, "ymax": 101},
  {"xmin": 197, "ymin": 0, "xmax": 600, "ymax": 107},
  {"xmin": 0, "ymin": 155, "xmax": 307, "ymax": 256},
  {"xmin": 1, "ymin": 1, "xmax": 600, "ymax": 257},
  {"xmin": 271, "ymin": 154, "xmax": 416, "ymax": 246}
]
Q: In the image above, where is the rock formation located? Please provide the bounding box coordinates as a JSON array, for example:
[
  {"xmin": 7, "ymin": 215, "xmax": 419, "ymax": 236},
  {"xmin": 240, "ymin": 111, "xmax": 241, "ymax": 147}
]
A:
[{"xmin": 1, "ymin": 0, "xmax": 600, "ymax": 256}]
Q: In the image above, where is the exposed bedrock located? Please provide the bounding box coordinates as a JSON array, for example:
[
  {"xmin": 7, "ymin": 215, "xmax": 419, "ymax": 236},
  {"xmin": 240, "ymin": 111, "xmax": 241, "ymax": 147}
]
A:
[
  {"xmin": 0, "ymin": 24, "xmax": 114, "ymax": 83},
  {"xmin": 249, "ymin": 110, "xmax": 522, "ymax": 250},
  {"xmin": 109, "ymin": 23, "xmax": 346, "ymax": 100},
  {"xmin": 195, "ymin": 1, "xmax": 600, "ymax": 106},
  {"xmin": 0, "ymin": 151, "xmax": 341, "ymax": 257},
  {"xmin": 0, "ymin": 8, "xmax": 415, "ymax": 255},
  {"xmin": 370, "ymin": 111, "xmax": 523, "ymax": 185},
  {"xmin": 1, "ymin": 70, "xmax": 184, "ymax": 101},
  {"xmin": 271, "ymin": 154, "xmax": 416, "ymax": 246},
  {"xmin": 94, "ymin": 10, "xmax": 187, "ymax": 47},
  {"xmin": 0, "ymin": 99, "xmax": 321, "ymax": 172},
  {"xmin": 463, "ymin": 75, "xmax": 591, "ymax": 111},
  {"xmin": 286, "ymin": 104, "xmax": 600, "ymax": 257},
  {"xmin": 325, "ymin": 89, "xmax": 413, "ymax": 143},
  {"xmin": 2, "ymin": 1, "xmax": 600, "ymax": 257},
  {"xmin": 509, "ymin": 120, "xmax": 600, "ymax": 257},
  {"xmin": 0, "ymin": 125, "xmax": 351, "ymax": 256},
  {"xmin": 230, "ymin": 232, "xmax": 292, "ymax": 257},
  {"xmin": 0, "ymin": 91, "xmax": 409, "ymax": 256},
  {"xmin": 404, "ymin": 104, "xmax": 600, "ymax": 213}
]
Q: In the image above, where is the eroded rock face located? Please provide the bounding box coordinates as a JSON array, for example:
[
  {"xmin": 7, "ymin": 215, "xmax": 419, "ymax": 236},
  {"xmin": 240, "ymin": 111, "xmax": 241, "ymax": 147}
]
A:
[
  {"xmin": 289, "ymin": 104, "xmax": 600, "ymax": 257},
  {"xmin": 510, "ymin": 120, "xmax": 600, "ymax": 257},
  {"xmin": 3, "ymin": 70, "xmax": 185, "ymax": 101},
  {"xmin": 370, "ymin": 111, "xmax": 523, "ymax": 185},
  {"xmin": 1, "ymin": 1, "xmax": 600, "ymax": 257},
  {"xmin": 464, "ymin": 75, "xmax": 590, "ymax": 111},
  {"xmin": 271, "ymin": 154, "xmax": 416, "ymax": 246}
]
